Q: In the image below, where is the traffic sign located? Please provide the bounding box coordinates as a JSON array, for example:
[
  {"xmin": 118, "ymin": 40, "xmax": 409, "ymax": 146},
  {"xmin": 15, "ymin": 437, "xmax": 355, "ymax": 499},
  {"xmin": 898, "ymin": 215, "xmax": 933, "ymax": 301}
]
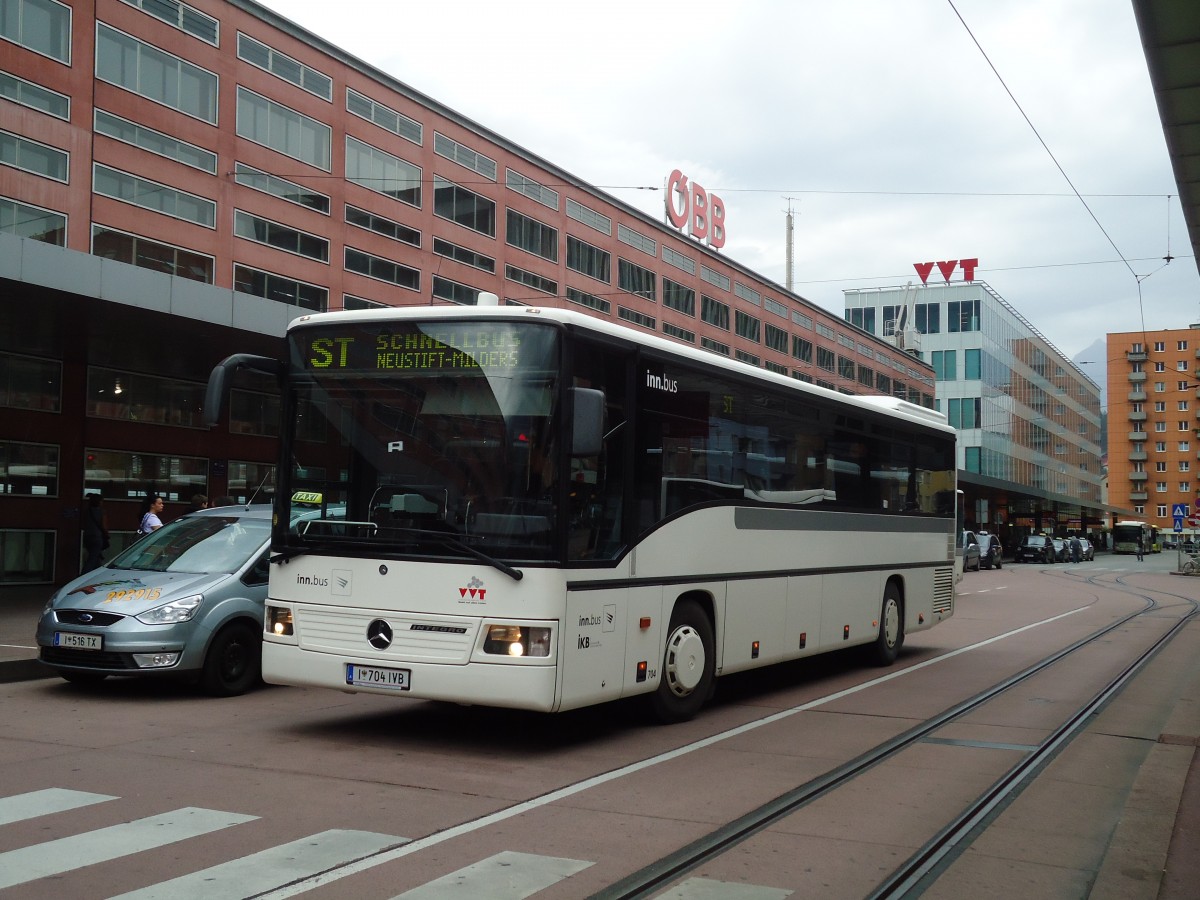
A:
[
  {"xmin": 1175, "ymin": 517, "xmax": 1184, "ymax": 532},
  {"xmin": 1172, "ymin": 503, "xmax": 1190, "ymax": 518}
]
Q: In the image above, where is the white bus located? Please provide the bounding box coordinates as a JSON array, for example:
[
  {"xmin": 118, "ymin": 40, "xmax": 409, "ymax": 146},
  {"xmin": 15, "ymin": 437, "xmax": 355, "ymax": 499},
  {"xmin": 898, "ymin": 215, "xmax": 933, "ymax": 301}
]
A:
[{"xmin": 206, "ymin": 304, "xmax": 957, "ymax": 722}]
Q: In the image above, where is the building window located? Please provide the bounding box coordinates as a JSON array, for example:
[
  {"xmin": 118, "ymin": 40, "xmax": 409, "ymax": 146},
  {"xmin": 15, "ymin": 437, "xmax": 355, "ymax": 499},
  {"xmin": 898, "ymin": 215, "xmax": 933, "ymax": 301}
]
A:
[
  {"xmin": 0, "ymin": 351, "xmax": 60, "ymax": 411},
  {"xmin": 616, "ymin": 223, "xmax": 656, "ymax": 256},
  {"xmin": 792, "ymin": 311, "xmax": 813, "ymax": 329},
  {"xmin": 92, "ymin": 225, "xmax": 214, "ymax": 282},
  {"xmin": 1180, "ymin": 441, "xmax": 1191, "ymax": 452},
  {"xmin": 235, "ymin": 163, "xmax": 330, "ymax": 215},
  {"xmin": 1158, "ymin": 505, "xmax": 1168, "ymax": 518},
  {"xmin": 1181, "ymin": 421, "xmax": 1192, "ymax": 431},
  {"xmin": 96, "ymin": 24, "xmax": 216, "ymax": 122},
  {"xmin": 964, "ymin": 348, "xmax": 981, "ymax": 380},
  {"xmin": 858, "ymin": 364, "xmax": 875, "ymax": 387},
  {"xmin": 816, "ymin": 323, "xmax": 836, "ymax": 340},
  {"xmin": 432, "ymin": 238, "xmax": 493, "ymax": 273},
  {"xmin": 343, "ymin": 294, "xmax": 384, "ymax": 311},
  {"xmin": 700, "ymin": 265, "xmax": 731, "ymax": 292},
  {"xmin": 846, "ymin": 307, "xmax": 874, "ymax": 332},
  {"xmin": 347, "ymin": 88, "xmax": 421, "ymax": 145},
  {"xmin": 565, "ymin": 198, "xmax": 611, "ymax": 235},
  {"xmin": 0, "ymin": 128, "xmax": 66, "ymax": 181},
  {"xmin": 506, "ymin": 168, "xmax": 558, "ymax": 209},
  {"xmin": 763, "ymin": 297, "xmax": 788, "ymax": 319},
  {"xmin": 432, "ymin": 276, "xmax": 481, "ymax": 306},
  {"xmin": 791, "ymin": 335, "xmax": 812, "ymax": 363},
  {"xmin": 931, "ymin": 350, "xmax": 956, "ymax": 381},
  {"xmin": 701, "ymin": 295, "xmax": 729, "ymax": 331},
  {"xmin": 0, "ymin": 530, "xmax": 54, "ymax": 583},
  {"xmin": 765, "ymin": 360, "xmax": 788, "ymax": 375},
  {"xmin": 237, "ymin": 87, "xmax": 331, "ymax": 170},
  {"xmin": 1156, "ymin": 482, "xmax": 1167, "ymax": 493},
  {"xmin": 618, "ymin": 306, "xmax": 655, "ymax": 330},
  {"xmin": 734, "ymin": 282, "xmax": 760, "ymax": 306},
  {"xmin": 346, "ymin": 205, "xmax": 420, "ymax": 247},
  {"xmin": 434, "ymin": 132, "xmax": 497, "ymax": 180},
  {"xmin": 237, "ymin": 32, "xmax": 331, "ymax": 100},
  {"xmin": 566, "ymin": 286, "xmax": 609, "ymax": 314},
  {"xmin": 837, "ymin": 355, "xmax": 855, "ymax": 380},
  {"xmin": 0, "ymin": 196, "xmax": 64, "ymax": 244},
  {"xmin": 817, "ymin": 347, "xmax": 835, "ymax": 373},
  {"xmin": 1156, "ymin": 361, "xmax": 1166, "ymax": 372},
  {"xmin": 235, "ymin": 211, "xmax": 328, "ymax": 262},
  {"xmin": 792, "ymin": 371, "xmax": 814, "ymax": 384},
  {"xmin": 345, "ymin": 136, "xmax": 421, "ymax": 206},
  {"xmin": 876, "ymin": 372, "xmax": 891, "ymax": 394},
  {"xmin": 344, "ymin": 247, "xmax": 419, "ymax": 291},
  {"xmin": 1154, "ymin": 341, "xmax": 1165, "ymax": 352},
  {"xmin": 662, "ymin": 278, "xmax": 695, "ymax": 316},
  {"xmin": 0, "ymin": 69, "xmax": 68, "ymax": 118},
  {"xmin": 86, "ymin": 366, "xmax": 206, "ymax": 428},
  {"xmin": 735, "ymin": 310, "xmax": 760, "ymax": 342},
  {"xmin": 506, "ymin": 208, "xmax": 558, "ymax": 262},
  {"xmin": 1179, "ymin": 340, "xmax": 1189, "ymax": 351},
  {"xmin": 1180, "ymin": 400, "xmax": 1190, "ymax": 411},
  {"xmin": 0, "ymin": 440, "xmax": 57, "ymax": 496},
  {"xmin": 662, "ymin": 245, "xmax": 695, "ymax": 275},
  {"xmin": 3, "ymin": 0, "xmax": 71, "ymax": 62},
  {"xmin": 1155, "ymin": 381, "xmax": 1166, "ymax": 393},
  {"xmin": 735, "ymin": 350, "xmax": 760, "ymax": 366},
  {"xmin": 1180, "ymin": 361, "xmax": 1191, "ymax": 372},
  {"xmin": 83, "ymin": 448, "xmax": 207, "ymax": 504},
  {"xmin": 764, "ymin": 323, "xmax": 788, "ymax": 353},
  {"xmin": 1181, "ymin": 461, "xmax": 1191, "ymax": 472},
  {"xmin": 662, "ymin": 322, "xmax": 695, "ymax": 343},
  {"xmin": 1156, "ymin": 421, "xmax": 1167, "ymax": 432},
  {"xmin": 566, "ymin": 235, "xmax": 610, "ymax": 283},
  {"xmin": 234, "ymin": 264, "xmax": 328, "ymax": 310},
  {"xmin": 119, "ymin": 0, "xmax": 217, "ymax": 44},
  {"xmin": 94, "ymin": 109, "xmax": 216, "ymax": 173},
  {"xmin": 1180, "ymin": 380, "xmax": 1192, "ymax": 390},
  {"xmin": 618, "ymin": 258, "xmax": 656, "ymax": 301},
  {"xmin": 504, "ymin": 264, "xmax": 556, "ymax": 296},
  {"xmin": 93, "ymin": 164, "xmax": 215, "ymax": 227},
  {"xmin": 433, "ymin": 176, "xmax": 495, "ymax": 236},
  {"xmin": 701, "ymin": 337, "xmax": 730, "ymax": 356},
  {"xmin": 1155, "ymin": 401, "xmax": 1166, "ymax": 412},
  {"xmin": 915, "ymin": 303, "xmax": 939, "ymax": 334},
  {"xmin": 948, "ymin": 298, "xmax": 980, "ymax": 332}
]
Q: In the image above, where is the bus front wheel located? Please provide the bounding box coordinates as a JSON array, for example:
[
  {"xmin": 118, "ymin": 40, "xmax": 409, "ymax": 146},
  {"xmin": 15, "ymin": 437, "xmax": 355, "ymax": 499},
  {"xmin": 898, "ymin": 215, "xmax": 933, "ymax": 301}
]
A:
[
  {"xmin": 650, "ymin": 599, "xmax": 715, "ymax": 724},
  {"xmin": 869, "ymin": 583, "xmax": 904, "ymax": 666}
]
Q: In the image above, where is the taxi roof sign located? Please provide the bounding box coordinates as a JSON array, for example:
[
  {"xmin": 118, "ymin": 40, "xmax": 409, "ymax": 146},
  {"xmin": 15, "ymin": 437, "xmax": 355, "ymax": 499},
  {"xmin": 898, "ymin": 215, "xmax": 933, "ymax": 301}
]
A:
[{"xmin": 291, "ymin": 491, "xmax": 323, "ymax": 505}]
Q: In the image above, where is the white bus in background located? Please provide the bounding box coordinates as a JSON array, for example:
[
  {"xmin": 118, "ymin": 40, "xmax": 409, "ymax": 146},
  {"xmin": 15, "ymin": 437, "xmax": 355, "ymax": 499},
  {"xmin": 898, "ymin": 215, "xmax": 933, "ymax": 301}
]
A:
[
  {"xmin": 1112, "ymin": 520, "xmax": 1158, "ymax": 554},
  {"xmin": 205, "ymin": 303, "xmax": 958, "ymax": 722}
]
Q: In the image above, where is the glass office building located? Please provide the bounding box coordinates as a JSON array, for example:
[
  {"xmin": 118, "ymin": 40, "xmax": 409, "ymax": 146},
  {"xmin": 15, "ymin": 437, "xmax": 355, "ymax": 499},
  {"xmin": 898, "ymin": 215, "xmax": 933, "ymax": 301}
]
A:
[{"xmin": 845, "ymin": 281, "xmax": 1107, "ymax": 548}]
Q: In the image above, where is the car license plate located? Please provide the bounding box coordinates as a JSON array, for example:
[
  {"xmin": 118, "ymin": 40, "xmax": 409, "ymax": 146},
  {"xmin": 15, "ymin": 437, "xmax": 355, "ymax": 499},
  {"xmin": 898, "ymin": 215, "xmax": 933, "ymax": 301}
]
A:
[
  {"xmin": 54, "ymin": 632, "xmax": 102, "ymax": 651},
  {"xmin": 345, "ymin": 663, "xmax": 410, "ymax": 690}
]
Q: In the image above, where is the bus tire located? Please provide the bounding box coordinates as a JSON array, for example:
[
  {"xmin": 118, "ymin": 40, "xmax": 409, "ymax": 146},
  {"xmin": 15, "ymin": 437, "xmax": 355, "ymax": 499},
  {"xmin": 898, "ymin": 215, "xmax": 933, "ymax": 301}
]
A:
[
  {"xmin": 201, "ymin": 622, "xmax": 261, "ymax": 697},
  {"xmin": 869, "ymin": 583, "xmax": 904, "ymax": 666},
  {"xmin": 650, "ymin": 599, "xmax": 715, "ymax": 724}
]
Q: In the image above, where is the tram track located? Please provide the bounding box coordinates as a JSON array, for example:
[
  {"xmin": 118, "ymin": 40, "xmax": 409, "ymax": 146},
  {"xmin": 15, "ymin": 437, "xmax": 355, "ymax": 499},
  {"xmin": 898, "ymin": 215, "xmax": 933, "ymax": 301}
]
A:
[{"xmin": 593, "ymin": 570, "xmax": 1199, "ymax": 900}]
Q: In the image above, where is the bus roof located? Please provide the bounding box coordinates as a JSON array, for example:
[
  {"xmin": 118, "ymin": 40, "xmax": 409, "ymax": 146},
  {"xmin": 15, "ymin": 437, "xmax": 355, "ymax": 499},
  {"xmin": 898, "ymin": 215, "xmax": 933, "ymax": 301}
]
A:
[{"xmin": 289, "ymin": 305, "xmax": 953, "ymax": 436}]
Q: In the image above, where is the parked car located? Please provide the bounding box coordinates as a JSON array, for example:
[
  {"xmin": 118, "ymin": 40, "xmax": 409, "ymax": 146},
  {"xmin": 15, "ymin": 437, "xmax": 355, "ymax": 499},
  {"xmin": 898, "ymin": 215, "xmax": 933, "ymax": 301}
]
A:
[
  {"xmin": 1051, "ymin": 537, "xmax": 1069, "ymax": 562},
  {"xmin": 977, "ymin": 532, "xmax": 1003, "ymax": 569},
  {"xmin": 1080, "ymin": 539, "xmax": 1095, "ymax": 561},
  {"xmin": 1015, "ymin": 534, "xmax": 1055, "ymax": 564},
  {"xmin": 961, "ymin": 530, "xmax": 982, "ymax": 572},
  {"xmin": 37, "ymin": 506, "xmax": 275, "ymax": 696}
]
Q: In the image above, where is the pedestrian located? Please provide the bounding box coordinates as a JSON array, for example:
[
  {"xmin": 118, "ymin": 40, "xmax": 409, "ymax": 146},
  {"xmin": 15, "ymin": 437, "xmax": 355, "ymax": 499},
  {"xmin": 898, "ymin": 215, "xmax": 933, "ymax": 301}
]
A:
[
  {"xmin": 1136, "ymin": 535, "xmax": 1144, "ymax": 561},
  {"xmin": 211, "ymin": 495, "xmax": 236, "ymax": 507},
  {"xmin": 81, "ymin": 493, "xmax": 110, "ymax": 573},
  {"xmin": 189, "ymin": 493, "xmax": 209, "ymax": 513},
  {"xmin": 1070, "ymin": 535, "xmax": 1082, "ymax": 564},
  {"xmin": 138, "ymin": 494, "xmax": 166, "ymax": 535}
]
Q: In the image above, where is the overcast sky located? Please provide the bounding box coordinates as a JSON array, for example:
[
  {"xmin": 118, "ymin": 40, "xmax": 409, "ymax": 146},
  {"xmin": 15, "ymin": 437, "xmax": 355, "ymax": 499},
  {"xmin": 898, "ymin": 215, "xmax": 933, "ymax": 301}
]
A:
[{"xmin": 258, "ymin": 0, "xmax": 1197, "ymax": 362}]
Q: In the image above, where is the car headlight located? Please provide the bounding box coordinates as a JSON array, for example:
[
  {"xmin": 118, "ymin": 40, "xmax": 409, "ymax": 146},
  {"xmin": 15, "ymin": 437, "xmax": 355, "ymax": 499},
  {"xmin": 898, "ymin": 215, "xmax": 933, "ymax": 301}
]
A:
[{"xmin": 136, "ymin": 594, "xmax": 203, "ymax": 625}]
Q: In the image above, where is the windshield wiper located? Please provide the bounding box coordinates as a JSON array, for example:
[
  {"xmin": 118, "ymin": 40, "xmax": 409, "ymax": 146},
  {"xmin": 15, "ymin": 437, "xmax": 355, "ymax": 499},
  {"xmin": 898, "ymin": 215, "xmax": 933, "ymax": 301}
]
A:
[{"xmin": 275, "ymin": 529, "xmax": 524, "ymax": 581}]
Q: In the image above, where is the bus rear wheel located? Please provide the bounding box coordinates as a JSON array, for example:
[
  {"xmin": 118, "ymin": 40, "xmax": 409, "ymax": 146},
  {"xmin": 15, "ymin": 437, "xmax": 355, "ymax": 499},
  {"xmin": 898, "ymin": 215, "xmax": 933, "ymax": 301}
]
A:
[
  {"xmin": 650, "ymin": 599, "xmax": 714, "ymax": 724},
  {"xmin": 869, "ymin": 583, "xmax": 904, "ymax": 666}
]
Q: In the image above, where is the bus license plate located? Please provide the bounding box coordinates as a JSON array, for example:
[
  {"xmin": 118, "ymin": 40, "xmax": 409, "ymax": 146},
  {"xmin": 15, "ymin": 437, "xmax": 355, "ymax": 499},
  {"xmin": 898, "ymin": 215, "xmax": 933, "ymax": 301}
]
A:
[
  {"xmin": 54, "ymin": 632, "xmax": 102, "ymax": 651},
  {"xmin": 346, "ymin": 663, "xmax": 410, "ymax": 690}
]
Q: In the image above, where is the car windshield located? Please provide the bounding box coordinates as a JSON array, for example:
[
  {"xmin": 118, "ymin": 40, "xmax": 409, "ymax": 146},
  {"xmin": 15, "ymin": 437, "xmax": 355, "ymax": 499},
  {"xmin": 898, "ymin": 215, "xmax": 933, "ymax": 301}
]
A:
[
  {"xmin": 1025, "ymin": 536, "xmax": 1047, "ymax": 546},
  {"xmin": 108, "ymin": 516, "xmax": 269, "ymax": 574}
]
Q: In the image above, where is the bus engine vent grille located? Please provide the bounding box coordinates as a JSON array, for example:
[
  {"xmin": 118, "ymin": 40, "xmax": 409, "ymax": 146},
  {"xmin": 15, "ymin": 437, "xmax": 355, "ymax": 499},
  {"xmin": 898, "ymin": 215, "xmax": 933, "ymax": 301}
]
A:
[{"xmin": 932, "ymin": 567, "xmax": 954, "ymax": 614}]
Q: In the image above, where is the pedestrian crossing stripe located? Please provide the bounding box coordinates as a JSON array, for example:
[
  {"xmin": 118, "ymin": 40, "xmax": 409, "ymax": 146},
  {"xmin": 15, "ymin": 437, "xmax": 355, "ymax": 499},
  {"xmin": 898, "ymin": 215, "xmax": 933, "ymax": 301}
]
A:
[
  {"xmin": 0, "ymin": 806, "xmax": 258, "ymax": 891},
  {"xmin": 110, "ymin": 829, "xmax": 408, "ymax": 900},
  {"xmin": 394, "ymin": 851, "xmax": 591, "ymax": 899},
  {"xmin": 0, "ymin": 787, "xmax": 116, "ymax": 826}
]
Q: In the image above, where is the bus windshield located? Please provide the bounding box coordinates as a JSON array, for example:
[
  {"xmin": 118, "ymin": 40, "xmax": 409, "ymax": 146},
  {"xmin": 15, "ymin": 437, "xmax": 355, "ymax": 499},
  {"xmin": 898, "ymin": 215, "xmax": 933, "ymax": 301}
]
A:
[{"xmin": 280, "ymin": 319, "xmax": 561, "ymax": 564}]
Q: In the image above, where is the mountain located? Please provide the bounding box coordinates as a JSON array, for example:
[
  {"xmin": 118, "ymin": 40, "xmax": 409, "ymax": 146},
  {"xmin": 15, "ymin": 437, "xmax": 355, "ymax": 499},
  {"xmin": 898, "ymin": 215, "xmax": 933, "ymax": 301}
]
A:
[{"xmin": 1073, "ymin": 338, "xmax": 1107, "ymax": 411}]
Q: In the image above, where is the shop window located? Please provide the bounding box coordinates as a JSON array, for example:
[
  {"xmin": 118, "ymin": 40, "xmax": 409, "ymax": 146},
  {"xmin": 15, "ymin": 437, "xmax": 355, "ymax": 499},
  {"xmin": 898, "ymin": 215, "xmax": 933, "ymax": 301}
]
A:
[
  {"xmin": 0, "ymin": 529, "xmax": 55, "ymax": 583},
  {"xmin": 0, "ymin": 441, "xmax": 58, "ymax": 496}
]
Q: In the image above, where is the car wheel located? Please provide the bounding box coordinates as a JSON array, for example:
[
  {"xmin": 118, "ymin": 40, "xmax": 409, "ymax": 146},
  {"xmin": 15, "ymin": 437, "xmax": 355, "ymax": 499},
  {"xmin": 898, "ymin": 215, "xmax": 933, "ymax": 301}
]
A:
[
  {"xmin": 200, "ymin": 621, "xmax": 261, "ymax": 697},
  {"xmin": 650, "ymin": 599, "xmax": 715, "ymax": 724},
  {"xmin": 59, "ymin": 670, "xmax": 108, "ymax": 686}
]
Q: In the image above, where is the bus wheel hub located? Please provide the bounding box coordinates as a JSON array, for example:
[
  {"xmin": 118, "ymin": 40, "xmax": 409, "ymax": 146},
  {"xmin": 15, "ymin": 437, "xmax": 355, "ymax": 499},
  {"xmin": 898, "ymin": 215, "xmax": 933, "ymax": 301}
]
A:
[{"xmin": 665, "ymin": 626, "xmax": 705, "ymax": 695}]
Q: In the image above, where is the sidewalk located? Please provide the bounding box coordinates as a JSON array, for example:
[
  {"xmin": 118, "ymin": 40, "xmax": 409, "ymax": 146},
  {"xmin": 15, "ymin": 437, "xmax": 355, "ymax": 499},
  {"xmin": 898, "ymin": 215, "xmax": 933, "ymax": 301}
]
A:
[{"xmin": 0, "ymin": 585, "xmax": 52, "ymax": 682}]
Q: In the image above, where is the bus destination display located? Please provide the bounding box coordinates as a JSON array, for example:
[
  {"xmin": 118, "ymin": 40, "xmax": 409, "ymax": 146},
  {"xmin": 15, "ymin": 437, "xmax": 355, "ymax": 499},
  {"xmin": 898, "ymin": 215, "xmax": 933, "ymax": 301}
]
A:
[{"xmin": 304, "ymin": 327, "xmax": 522, "ymax": 372}]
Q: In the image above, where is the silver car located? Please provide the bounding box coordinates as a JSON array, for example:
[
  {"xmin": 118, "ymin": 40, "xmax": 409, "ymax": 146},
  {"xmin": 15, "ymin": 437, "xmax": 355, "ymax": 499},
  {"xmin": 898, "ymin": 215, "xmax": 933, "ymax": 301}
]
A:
[{"xmin": 37, "ymin": 506, "xmax": 273, "ymax": 696}]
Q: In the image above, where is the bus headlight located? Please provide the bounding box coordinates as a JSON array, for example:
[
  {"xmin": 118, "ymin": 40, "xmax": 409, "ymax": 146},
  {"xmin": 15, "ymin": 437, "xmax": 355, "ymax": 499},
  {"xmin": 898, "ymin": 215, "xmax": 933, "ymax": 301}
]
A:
[
  {"xmin": 483, "ymin": 624, "xmax": 551, "ymax": 658},
  {"xmin": 266, "ymin": 605, "xmax": 294, "ymax": 636}
]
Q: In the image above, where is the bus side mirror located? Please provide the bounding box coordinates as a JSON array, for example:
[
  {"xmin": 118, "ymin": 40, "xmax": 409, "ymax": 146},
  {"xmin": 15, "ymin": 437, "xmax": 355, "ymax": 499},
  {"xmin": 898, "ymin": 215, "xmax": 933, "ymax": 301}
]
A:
[
  {"xmin": 203, "ymin": 353, "xmax": 283, "ymax": 427},
  {"xmin": 570, "ymin": 388, "xmax": 605, "ymax": 458}
]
